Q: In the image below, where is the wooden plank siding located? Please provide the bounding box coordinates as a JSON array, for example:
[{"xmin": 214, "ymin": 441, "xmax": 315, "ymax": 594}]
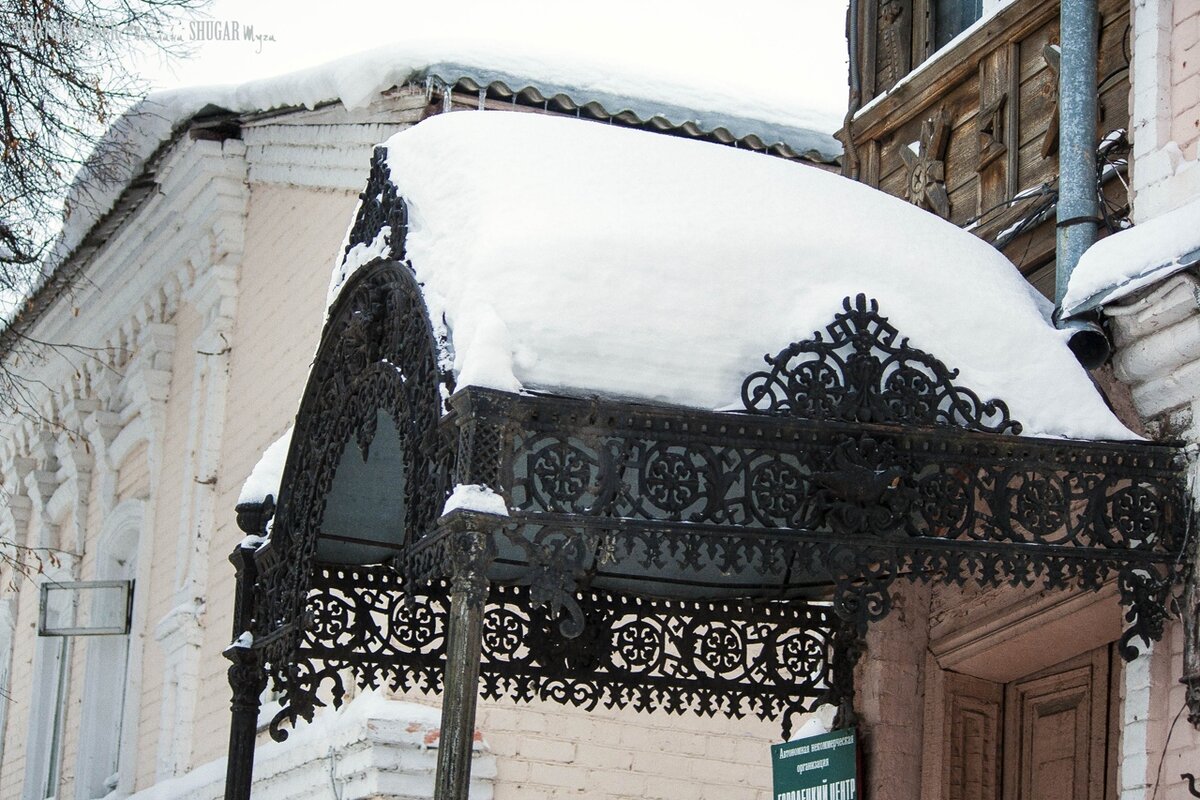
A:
[{"xmin": 845, "ymin": 0, "xmax": 1132, "ymax": 293}]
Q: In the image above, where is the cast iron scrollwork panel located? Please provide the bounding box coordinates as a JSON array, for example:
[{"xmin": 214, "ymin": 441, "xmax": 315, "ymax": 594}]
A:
[
  {"xmin": 253, "ymin": 258, "xmax": 454, "ymax": 699},
  {"xmin": 244, "ymin": 284, "xmax": 1189, "ymax": 745},
  {"xmin": 344, "ymin": 146, "xmax": 409, "ymax": 261},
  {"xmin": 497, "ymin": 388, "xmax": 1186, "ymax": 655},
  {"xmin": 269, "ymin": 566, "xmax": 836, "ymax": 740},
  {"xmin": 741, "ymin": 294, "xmax": 1021, "ymax": 434}
]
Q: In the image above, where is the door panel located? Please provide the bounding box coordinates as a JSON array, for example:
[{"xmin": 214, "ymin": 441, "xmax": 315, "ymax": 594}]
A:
[
  {"xmin": 1001, "ymin": 649, "xmax": 1109, "ymax": 800},
  {"xmin": 943, "ymin": 672, "xmax": 1003, "ymax": 800}
]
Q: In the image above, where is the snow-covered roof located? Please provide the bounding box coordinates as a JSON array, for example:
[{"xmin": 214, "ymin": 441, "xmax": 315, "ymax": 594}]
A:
[
  {"xmin": 415, "ymin": 61, "xmax": 838, "ymax": 160},
  {"xmin": 4, "ymin": 41, "xmax": 841, "ymax": 334},
  {"xmin": 1062, "ymin": 197, "xmax": 1200, "ymax": 317},
  {"xmin": 327, "ymin": 111, "xmax": 1135, "ymax": 442}
]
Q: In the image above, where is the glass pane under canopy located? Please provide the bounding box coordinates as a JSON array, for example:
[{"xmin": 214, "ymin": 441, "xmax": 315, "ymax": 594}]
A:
[{"xmin": 315, "ymin": 409, "xmax": 407, "ymax": 565}]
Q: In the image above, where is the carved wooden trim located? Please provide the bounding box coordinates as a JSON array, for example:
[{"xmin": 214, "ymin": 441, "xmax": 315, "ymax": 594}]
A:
[
  {"xmin": 898, "ymin": 106, "xmax": 953, "ymax": 218},
  {"xmin": 852, "ymin": 0, "xmax": 1057, "ymax": 141}
]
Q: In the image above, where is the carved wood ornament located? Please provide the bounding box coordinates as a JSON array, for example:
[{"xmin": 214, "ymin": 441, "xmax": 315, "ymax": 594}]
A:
[
  {"xmin": 899, "ymin": 107, "xmax": 952, "ymax": 219},
  {"xmin": 1041, "ymin": 43, "xmax": 1061, "ymax": 158},
  {"xmin": 879, "ymin": 0, "xmax": 912, "ymax": 89},
  {"xmin": 977, "ymin": 92, "xmax": 1008, "ymax": 168}
]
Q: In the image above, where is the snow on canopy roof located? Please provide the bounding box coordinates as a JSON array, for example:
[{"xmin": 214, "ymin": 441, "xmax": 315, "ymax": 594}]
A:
[
  {"xmin": 7, "ymin": 40, "xmax": 839, "ymax": 331},
  {"xmin": 1062, "ymin": 196, "xmax": 1200, "ymax": 317},
  {"xmin": 328, "ymin": 111, "xmax": 1135, "ymax": 442},
  {"xmin": 238, "ymin": 427, "xmax": 293, "ymax": 507}
]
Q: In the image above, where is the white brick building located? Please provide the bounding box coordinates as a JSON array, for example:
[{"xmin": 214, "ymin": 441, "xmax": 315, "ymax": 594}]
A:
[{"xmin": 0, "ymin": 56, "xmax": 841, "ymax": 800}]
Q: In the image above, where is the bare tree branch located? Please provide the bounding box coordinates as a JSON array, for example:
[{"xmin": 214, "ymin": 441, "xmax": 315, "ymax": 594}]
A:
[
  {"xmin": 0, "ymin": 0, "xmax": 205, "ymax": 424},
  {"xmin": 0, "ymin": 0, "xmax": 205, "ymax": 575}
]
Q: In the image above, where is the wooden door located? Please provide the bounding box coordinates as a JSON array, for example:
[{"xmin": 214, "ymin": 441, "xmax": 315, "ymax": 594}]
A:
[
  {"xmin": 941, "ymin": 648, "xmax": 1114, "ymax": 800},
  {"xmin": 1001, "ymin": 649, "xmax": 1110, "ymax": 800}
]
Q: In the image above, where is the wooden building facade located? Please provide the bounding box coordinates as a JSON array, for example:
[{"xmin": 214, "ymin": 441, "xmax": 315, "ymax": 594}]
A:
[
  {"xmin": 839, "ymin": 3, "xmax": 1181, "ymax": 798},
  {"xmin": 844, "ymin": 0, "xmax": 1133, "ymax": 297}
]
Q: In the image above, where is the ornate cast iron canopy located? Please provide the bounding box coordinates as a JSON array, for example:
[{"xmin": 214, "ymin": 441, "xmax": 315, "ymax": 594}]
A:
[{"xmin": 223, "ymin": 150, "xmax": 1191, "ymax": 800}]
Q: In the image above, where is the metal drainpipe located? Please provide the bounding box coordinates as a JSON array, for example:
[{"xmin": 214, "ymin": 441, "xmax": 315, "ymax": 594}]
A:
[
  {"xmin": 842, "ymin": 0, "xmax": 863, "ymax": 179},
  {"xmin": 1055, "ymin": 0, "xmax": 1111, "ymax": 368}
]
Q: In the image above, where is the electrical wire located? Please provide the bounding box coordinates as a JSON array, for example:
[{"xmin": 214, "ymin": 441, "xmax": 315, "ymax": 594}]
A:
[{"xmin": 1150, "ymin": 701, "xmax": 1187, "ymax": 800}]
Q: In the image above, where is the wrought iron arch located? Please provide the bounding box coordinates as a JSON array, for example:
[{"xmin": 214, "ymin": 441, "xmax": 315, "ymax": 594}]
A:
[{"xmin": 251, "ymin": 256, "xmax": 452, "ymax": 735}]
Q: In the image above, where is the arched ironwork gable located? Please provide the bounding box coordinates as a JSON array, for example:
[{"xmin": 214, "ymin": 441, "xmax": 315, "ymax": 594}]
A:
[{"xmin": 252, "ymin": 256, "xmax": 452, "ymax": 708}]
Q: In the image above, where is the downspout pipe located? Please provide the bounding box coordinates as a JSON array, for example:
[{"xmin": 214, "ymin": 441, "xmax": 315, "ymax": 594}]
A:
[
  {"xmin": 1055, "ymin": 0, "xmax": 1111, "ymax": 368},
  {"xmin": 842, "ymin": 0, "xmax": 863, "ymax": 179}
]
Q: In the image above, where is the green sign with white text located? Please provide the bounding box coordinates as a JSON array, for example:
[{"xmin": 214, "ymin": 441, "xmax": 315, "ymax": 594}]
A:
[{"xmin": 771, "ymin": 728, "xmax": 857, "ymax": 800}]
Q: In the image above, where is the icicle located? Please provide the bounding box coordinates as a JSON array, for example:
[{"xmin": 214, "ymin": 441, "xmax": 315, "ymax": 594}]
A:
[{"xmin": 478, "ymin": 87, "xmax": 486, "ymax": 111}]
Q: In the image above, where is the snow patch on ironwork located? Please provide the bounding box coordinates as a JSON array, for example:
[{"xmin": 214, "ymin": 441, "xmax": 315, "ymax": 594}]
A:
[
  {"xmin": 227, "ymin": 631, "xmax": 254, "ymax": 651},
  {"xmin": 328, "ymin": 229, "xmax": 391, "ymax": 310},
  {"xmin": 443, "ymin": 484, "xmax": 510, "ymax": 517},
  {"xmin": 239, "ymin": 427, "xmax": 293, "ymax": 506}
]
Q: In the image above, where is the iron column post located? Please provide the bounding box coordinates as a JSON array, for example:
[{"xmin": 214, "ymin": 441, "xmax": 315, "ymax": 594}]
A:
[
  {"xmin": 434, "ymin": 530, "xmax": 492, "ymax": 800},
  {"xmin": 224, "ymin": 544, "xmax": 266, "ymax": 800}
]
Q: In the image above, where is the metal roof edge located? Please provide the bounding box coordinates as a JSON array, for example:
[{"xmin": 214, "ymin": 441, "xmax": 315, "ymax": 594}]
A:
[
  {"xmin": 1063, "ymin": 246, "xmax": 1200, "ymax": 318},
  {"xmin": 416, "ymin": 62, "xmax": 843, "ymax": 164}
]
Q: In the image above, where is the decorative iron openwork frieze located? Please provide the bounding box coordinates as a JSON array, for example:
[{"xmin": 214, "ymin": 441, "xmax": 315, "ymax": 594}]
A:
[
  {"xmin": 266, "ymin": 564, "xmax": 841, "ymax": 741},
  {"xmin": 252, "ymin": 258, "xmax": 453, "ymax": 682},
  {"xmin": 344, "ymin": 146, "xmax": 409, "ymax": 261},
  {"xmin": 504, "ymin": 417, "xmax": 1179, "ymax": 557},
  {"xmin": 742, "ymin": 294, "xmax": 1019, "ymax": 433},
  {"xmin": 232, "ymin": 281, "xmax": 1191, "ymax": 770}
]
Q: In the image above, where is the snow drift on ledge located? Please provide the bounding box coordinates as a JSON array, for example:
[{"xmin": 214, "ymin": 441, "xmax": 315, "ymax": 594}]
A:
[
  {"xmin": 1062, "ymin": 196, "xmax": 1200, "ymax": 316},
  {"xmin": 326, "ymin": 111, "xmax": 1134, "ymax": 443}
]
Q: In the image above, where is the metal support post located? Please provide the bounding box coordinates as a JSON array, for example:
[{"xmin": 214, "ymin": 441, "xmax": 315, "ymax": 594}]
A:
[
  {"xmin": 434, "ymin": 530, "xmax": 493, "ymax": 800},
  {"xmin": 829, "ymin": 609, "xmax": 866, "ymax": 731},
  {"xmin": 224, "ymin": 544, "xmax": 266, "ymax": 800}
]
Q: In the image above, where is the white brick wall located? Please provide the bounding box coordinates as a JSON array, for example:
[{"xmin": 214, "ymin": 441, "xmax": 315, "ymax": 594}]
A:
[
  {"xmin": 1171, "ymin": 0, "xmax": 1200, "ymax": 155},
  {"xmin": 1106, "ymin": 274, "xmax": 1200, "ymax": 800},
  {"xmin": 1132, "ymin": 0, "xmax": 1200, "ymax": 219},
  {"xmin": 471, "ymin": 699, "xmax": 789, "ymax": 800}
]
